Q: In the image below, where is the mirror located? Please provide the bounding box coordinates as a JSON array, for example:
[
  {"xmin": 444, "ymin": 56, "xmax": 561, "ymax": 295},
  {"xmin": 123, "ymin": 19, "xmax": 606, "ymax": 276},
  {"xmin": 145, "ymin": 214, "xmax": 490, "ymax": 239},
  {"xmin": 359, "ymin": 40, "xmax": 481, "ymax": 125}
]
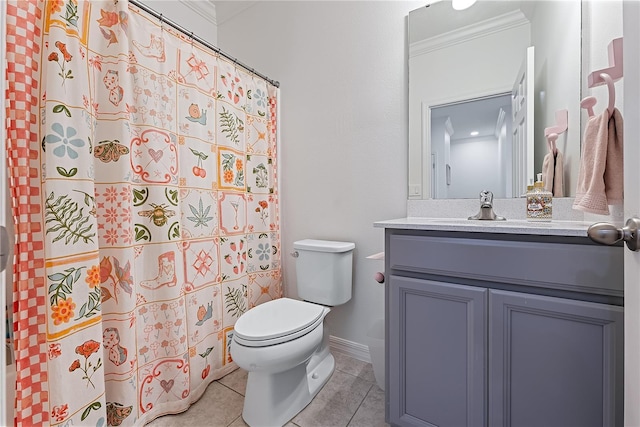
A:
[{"xmin": 408, "ymin": 0, "xmax": 582, "ymax": 199}]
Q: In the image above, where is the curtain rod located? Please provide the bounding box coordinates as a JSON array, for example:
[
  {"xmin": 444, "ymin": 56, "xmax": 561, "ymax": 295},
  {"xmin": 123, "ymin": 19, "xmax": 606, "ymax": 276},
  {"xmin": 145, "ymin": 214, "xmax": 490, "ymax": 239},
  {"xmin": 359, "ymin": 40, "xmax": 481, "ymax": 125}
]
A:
[{"xmin": 128, "ymin": 0, "xmax": 280, "ymax": 88}]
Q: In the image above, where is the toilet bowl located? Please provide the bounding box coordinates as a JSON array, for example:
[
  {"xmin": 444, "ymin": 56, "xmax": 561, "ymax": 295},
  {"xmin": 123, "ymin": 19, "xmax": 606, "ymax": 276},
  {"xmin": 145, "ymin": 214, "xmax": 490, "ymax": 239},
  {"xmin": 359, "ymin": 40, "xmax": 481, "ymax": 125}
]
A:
[
  {"xmin": 230, "ymin": 239, "xmax": 355, "ymax": 427},
  {"xmin": 231, "ymin": 298, "xmax": 334, "ymax": 426}
]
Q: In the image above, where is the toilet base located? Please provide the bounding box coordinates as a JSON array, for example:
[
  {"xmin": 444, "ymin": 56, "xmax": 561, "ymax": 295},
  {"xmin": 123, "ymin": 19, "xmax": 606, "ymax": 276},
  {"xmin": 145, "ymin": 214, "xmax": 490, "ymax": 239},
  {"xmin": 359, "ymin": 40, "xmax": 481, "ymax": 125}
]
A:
[{"xmin": 241, "ymin": 340, "xmax": 335, "ymax": 427}]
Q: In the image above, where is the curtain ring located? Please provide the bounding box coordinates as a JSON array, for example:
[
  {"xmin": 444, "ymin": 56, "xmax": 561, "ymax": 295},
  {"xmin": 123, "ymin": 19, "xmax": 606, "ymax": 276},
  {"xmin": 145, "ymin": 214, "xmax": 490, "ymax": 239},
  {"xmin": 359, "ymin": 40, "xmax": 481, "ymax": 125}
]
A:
[{"xmin": 159, "ymin": 13, "xmax": 164, "ymax": 26}]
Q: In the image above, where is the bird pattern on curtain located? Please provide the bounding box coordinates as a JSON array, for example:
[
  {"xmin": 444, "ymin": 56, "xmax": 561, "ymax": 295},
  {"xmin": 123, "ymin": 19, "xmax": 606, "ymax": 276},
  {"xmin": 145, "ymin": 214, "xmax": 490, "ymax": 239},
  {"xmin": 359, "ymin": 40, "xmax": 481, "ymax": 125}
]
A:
[{"xmin": 5, "ymin": 1, "xmax": 282, "ymax": 425}]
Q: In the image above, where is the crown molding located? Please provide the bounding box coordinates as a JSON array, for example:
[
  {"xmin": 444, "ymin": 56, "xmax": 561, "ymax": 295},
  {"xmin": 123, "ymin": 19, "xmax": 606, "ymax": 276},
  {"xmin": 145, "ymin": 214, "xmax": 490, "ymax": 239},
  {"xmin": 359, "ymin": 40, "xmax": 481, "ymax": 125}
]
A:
[
  {"xmin": 410, "ymin": 10, "xmax": 529, "ymax": 58},
  {"xmin": 178, "ymin": 0, "xmax": 217, "ymax": 26}
]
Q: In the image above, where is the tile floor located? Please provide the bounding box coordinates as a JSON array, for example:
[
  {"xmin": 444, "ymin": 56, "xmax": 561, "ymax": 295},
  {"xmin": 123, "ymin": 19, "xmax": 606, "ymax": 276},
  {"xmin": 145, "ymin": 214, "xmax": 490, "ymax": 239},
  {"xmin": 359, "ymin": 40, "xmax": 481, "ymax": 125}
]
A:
[{"xmin": 146, "ymin": 352, "xmax": 388, "ymax": 427}]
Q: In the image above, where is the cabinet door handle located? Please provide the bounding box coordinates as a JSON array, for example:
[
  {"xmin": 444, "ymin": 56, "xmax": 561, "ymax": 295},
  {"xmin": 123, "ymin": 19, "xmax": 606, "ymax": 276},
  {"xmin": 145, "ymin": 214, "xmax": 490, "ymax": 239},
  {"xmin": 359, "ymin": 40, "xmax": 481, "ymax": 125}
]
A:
[{"xmin": 587, "ymin": 217, "xmax": 640, "ymax": 251}]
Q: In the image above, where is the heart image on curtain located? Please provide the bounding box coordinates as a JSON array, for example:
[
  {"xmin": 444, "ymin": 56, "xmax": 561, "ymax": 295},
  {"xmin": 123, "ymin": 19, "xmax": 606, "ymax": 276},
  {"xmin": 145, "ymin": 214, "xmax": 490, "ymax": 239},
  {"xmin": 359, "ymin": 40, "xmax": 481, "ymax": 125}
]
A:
[{"xmin": 5, "ymin": 1, "xmax": 282, "ymax": 425}]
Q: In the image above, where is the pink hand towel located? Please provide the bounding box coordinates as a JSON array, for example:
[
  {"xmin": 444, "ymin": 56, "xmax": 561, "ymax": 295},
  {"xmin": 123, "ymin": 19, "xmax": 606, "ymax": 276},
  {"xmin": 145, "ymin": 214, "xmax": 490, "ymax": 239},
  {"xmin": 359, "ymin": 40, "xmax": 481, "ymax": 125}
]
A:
[
  {"xmin": 573, "ymin": 108, "xmax": 623, "ymax": 215},
  {"xmin": 542, "ymin": 150, "xmax": 564, "ymax": 197}
]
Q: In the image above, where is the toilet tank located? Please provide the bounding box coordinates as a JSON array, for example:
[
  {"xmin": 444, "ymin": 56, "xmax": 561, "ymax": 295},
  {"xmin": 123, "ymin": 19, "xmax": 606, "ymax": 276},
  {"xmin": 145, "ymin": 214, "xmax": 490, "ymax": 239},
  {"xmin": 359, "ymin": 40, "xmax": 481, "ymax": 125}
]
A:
[{"xmin": 293, "ymin": 239, "xmax": 355, "ymax": 306}]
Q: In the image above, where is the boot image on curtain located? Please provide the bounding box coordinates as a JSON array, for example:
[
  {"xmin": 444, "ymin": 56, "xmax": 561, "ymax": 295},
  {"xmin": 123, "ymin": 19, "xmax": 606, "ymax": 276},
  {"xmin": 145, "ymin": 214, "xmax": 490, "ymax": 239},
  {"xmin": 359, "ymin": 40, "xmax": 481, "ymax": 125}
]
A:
[
  {"xmin": 140, "ymin": 251, "xmax": 177, "ymax": 289},
  {"xmin": 132, "ymin": 34, "xmax": 166, "ymax": 62}
]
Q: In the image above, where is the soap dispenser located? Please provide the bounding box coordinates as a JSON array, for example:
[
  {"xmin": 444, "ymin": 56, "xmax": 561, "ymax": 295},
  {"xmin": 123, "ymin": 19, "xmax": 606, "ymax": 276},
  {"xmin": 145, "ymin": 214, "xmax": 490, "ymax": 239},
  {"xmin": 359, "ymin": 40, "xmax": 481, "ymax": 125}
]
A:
[
  {"xmin": 525, "ymin": 179, "xmax": 534, "ymax": 198},
  {"xmin": 527, "ymin": 173, "xmax": 552, "ymax": 221}
]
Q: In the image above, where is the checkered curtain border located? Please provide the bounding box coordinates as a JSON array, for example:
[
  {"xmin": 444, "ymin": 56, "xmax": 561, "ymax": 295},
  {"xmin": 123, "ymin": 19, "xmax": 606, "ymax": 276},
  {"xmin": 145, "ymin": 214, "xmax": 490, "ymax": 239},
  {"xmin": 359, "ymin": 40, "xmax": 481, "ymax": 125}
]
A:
[{"xmin": 5, "ymin": 1, "xmax": 50, "ymax": 425}]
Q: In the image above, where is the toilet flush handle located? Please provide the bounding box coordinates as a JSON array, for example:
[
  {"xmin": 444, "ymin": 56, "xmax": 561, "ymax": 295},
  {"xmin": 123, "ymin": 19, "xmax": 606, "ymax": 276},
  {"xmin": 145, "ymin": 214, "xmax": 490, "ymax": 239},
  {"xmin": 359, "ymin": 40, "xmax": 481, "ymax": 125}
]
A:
[{"xmin": 290, "ymin": 251, "xmax": 299, "ymax": 258}]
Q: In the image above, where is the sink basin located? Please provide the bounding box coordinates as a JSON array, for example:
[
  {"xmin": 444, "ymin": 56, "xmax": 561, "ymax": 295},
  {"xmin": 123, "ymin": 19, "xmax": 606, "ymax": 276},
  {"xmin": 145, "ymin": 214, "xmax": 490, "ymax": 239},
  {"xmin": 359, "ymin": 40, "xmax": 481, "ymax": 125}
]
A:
[
  {"xmin": 425, "ymin": 218, "xmax": 471, "ymax": 223},
  {"xmin": 374, "ymin": 218, "xmax": 591, "ymax": 237},
  {"xmin": 422, "ymin": 218, "xmax": 503, "ymax": 224}
]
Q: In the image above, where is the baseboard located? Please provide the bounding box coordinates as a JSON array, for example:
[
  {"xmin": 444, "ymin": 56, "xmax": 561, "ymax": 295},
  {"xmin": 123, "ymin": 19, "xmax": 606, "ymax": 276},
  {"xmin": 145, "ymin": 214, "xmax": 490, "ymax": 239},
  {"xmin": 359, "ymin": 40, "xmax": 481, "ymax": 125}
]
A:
[{"xmin": 329, "ymin": 335, "xmax": 371, "ymax": 363}]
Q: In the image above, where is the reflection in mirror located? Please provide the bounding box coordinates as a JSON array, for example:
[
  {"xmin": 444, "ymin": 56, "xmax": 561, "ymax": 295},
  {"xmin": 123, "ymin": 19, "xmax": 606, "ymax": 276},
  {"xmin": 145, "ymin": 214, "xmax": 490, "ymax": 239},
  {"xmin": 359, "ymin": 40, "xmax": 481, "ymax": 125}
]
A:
[
  {"xmin": 408, "ymin": 0, "xmax": 582, "ymax": 200},
  {"xmin": 430, "ymin": 94, "xmax": 514, "ymax": 199}
]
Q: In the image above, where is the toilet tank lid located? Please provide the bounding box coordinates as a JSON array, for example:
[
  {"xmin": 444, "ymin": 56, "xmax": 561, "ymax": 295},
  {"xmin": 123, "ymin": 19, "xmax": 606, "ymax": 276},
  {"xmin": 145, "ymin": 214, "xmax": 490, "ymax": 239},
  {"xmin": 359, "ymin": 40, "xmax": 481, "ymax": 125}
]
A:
[{"xmin": 293, "ymin": 239, "xmax": 355, "ymax": 253}]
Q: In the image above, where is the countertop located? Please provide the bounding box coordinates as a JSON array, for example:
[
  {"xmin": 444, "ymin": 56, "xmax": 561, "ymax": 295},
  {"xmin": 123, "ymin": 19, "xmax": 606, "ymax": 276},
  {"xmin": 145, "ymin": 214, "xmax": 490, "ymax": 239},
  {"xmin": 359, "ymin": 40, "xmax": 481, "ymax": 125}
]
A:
[{"xmin": 374, "ymin": 217, "xmax": 597, "ymax": 237}]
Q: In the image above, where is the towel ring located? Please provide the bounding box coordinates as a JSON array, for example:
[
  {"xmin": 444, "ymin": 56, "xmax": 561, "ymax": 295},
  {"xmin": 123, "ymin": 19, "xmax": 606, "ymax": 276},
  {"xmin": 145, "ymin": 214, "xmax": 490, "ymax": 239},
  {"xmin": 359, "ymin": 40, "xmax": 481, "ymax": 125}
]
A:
[
  {"xmin": 600, "ymin": 72, "xmax": 615, "ymax": 118},
  {"xmin": 547, "ymin": 132, "xmax": 558, "ymax": 156}
]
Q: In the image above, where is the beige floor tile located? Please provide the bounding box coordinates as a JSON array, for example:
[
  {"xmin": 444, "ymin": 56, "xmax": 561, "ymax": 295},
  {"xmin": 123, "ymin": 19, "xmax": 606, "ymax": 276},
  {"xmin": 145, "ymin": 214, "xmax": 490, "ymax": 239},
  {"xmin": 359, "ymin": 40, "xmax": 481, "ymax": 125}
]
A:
[
  {"xmin": 347, "ymin": 384, "xmax": 388, "ymax": 427},
  {"xmin": 218, "ymin": 367, "xmax": 249, "ymax": 396},
  {"xmin": 227, "ymin": 411, "xmax": 302, "ymax": 427},
  {"xmin": 146, "ymin": 381, "xmax": 244, "ymax": 427},
  {"xmin": 292, "ymin": 370, "xmax": 373, "ymax": 427},
  {"xmin": 333, "ymin": 352, "xmax": 376, "ymax": 383},
  {"xmin": 228, "ymin": 414, "xmax": 249, "ymax": 426},
  {"xmin": 146, "ymin": 355, "xmax": 382, "ymax": 427}
]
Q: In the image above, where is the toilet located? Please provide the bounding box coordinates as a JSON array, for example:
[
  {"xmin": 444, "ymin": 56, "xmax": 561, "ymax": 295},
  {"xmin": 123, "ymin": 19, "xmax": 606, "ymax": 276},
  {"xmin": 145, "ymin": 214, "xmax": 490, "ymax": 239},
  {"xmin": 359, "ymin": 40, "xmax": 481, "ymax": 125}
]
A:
[{"xmin": 231, "ymin": 239, "xmax": 355, "ymax": 427}]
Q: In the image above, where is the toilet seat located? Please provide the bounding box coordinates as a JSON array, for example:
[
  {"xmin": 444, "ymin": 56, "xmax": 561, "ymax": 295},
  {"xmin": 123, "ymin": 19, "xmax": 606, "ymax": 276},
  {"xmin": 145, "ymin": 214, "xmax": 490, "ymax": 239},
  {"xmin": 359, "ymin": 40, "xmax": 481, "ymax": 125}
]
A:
[{"xmin": 233, "ymin": 298, "xmax": 326, "ymax": 347}]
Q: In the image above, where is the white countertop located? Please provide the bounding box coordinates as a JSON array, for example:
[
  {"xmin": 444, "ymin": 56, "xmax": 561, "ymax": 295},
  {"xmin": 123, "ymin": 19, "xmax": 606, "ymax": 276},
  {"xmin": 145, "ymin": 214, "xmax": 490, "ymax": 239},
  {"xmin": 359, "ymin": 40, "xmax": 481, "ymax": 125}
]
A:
[{"xmin": 374, "ymin": 217, "xmax": 595, "ymax": 237}]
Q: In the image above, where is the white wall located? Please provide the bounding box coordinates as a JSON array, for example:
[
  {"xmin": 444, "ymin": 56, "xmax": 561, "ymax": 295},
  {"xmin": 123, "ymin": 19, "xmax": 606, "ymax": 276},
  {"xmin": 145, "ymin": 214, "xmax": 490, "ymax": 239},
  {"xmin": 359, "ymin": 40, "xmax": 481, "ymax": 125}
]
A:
[
  {"xmin": 217, "ymin": 1, "xmax": 422, "ymax": 347},
  {"xmin": 142, "ymin": 0, "xmax": 217, "ymax": 45},
  {"xmin": 449, "ymin": 137, "xmax": 501, "ymax": 199},
  {"xmin": 582, "ymin": 1, "xmax": 624, "ymax": 127}
]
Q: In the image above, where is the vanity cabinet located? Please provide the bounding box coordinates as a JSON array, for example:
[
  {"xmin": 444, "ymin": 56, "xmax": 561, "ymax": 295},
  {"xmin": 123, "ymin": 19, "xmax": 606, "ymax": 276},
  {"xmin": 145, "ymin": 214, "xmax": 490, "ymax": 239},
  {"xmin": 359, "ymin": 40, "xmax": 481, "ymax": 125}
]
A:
[{"xmin": 385, "ymin": 228, "xmax": 624, "ymax": 427}]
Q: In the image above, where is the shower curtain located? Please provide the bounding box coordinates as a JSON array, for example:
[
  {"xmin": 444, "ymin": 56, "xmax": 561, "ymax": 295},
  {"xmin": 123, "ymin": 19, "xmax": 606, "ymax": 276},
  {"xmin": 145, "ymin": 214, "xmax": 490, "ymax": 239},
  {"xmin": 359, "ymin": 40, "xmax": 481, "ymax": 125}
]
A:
[{"xmin": 5, "ymin": 1, "xmax": 282, "ymax": 425}]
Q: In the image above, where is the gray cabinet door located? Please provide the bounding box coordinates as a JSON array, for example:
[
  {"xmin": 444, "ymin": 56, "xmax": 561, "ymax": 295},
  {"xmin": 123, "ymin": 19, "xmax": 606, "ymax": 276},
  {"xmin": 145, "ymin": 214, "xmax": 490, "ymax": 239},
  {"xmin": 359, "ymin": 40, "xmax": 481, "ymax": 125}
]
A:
[
  {"xmin": 489, "ymin": 290, "xmax": 624, "ymax": 427},
  {"xmin": 389, "ymin": 276, "xmax": 487, "ymax": 427}
]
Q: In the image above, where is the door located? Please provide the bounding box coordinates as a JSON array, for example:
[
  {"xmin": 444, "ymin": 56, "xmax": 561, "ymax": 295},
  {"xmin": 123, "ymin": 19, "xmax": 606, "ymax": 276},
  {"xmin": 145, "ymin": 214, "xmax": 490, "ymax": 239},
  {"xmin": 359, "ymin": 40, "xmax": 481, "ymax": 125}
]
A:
[
  {"xmin": 489, "ymin": 290, "xmax": 624, "ymax": 427},
  {"xmin": 388, "ymin": 276, "xmax": 487, "ymax": 427},
  {"xmin": 623, "ymin": 2, "xmax": 640, "ymax": 425},
  {"xmin": 511, "ymin": 46, "xmax": 534, "ymax": 195}
]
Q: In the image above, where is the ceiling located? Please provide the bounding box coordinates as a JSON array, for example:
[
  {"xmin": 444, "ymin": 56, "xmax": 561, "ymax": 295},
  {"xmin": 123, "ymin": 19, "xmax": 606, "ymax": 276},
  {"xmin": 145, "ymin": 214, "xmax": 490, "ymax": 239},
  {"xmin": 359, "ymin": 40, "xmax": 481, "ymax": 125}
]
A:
[
  {"xmin": 409, "ymin": 0, "xmax": 532, "ymax": 44},
  {"xmin": 431, "ymin": 93, "xmax": 512, "ymax": 141}
]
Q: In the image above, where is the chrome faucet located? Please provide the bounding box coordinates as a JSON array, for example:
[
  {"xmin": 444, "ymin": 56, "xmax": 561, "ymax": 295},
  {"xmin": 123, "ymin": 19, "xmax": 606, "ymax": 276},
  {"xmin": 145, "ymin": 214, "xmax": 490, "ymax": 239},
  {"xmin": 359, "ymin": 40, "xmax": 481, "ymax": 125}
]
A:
[{"xmin": 468, "ymin": 190, "xmax": 506, "ymax": 221}]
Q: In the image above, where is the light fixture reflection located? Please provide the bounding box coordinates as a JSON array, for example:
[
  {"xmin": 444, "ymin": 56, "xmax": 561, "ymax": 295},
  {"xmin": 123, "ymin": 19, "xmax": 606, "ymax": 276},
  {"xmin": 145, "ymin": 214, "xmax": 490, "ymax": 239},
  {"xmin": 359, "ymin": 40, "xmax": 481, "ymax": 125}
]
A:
[
  {"xmin": 452, "ymin": 0, "xmax": 477, "ymax": 10},
  {"xmin": 470, "ymin": 131, "xmax": 479, "ymax": 136}
]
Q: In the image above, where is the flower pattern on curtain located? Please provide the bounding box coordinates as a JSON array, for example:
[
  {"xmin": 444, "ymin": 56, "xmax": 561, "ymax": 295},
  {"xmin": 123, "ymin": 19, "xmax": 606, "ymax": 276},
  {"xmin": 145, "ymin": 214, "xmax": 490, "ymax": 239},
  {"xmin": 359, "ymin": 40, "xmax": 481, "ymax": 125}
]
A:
[{"xmin": 5, "ymin": 1, "xmax": 282, "ymax": 425}]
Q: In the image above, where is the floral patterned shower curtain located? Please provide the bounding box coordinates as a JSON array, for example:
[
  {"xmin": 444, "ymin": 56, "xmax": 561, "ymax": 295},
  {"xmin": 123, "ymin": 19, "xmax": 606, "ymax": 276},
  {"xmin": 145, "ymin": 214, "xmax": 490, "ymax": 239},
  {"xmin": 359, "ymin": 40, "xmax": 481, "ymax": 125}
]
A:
[{"xmin": 5, "ymin": 1, "xmax": 281, "ymax": 425}]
